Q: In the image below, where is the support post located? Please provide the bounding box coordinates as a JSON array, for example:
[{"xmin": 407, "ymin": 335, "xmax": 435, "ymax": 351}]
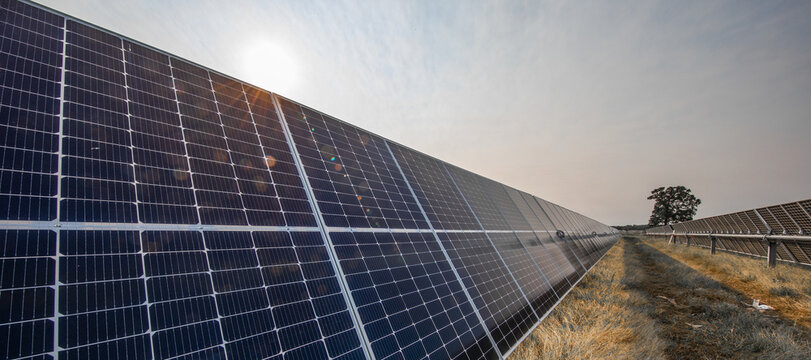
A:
[
  {"xmin": 686, "ymin": 235, "xmax": 690, "ymax": 247},
  {"xmin": 710, "ymin": 236, "xmax": 717, "ymax": 254},
  {"xmin": 767, "ymin": 240, "xmax": 778, "ymax": 268}
]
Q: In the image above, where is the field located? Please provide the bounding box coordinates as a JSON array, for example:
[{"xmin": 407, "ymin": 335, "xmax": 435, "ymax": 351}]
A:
[{"xmin": 510, "ymin": 235, "xmax": 811, "ymax": 360}]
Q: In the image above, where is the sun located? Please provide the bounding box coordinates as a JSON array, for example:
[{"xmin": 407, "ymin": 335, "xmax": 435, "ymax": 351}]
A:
[{"xmin": 242, "ymin": 40, "xmax": 299, "ymax": 94}]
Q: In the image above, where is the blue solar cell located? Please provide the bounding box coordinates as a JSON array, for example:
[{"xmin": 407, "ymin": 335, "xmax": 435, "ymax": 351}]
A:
[
  {"xmin": 279, "ymin": 98, "xmax": 429, "ymax": 230},
  {"xmin": 436, "ymin": 232, "xmax": 537, "ymax": 354},
  {"xmin": 388, "ymin": 144, "xmax": 479, "ymax": 231},
  {"xmin": 486, "ymin": 232, "xmax": 558, "ymax": 317},
  {"xmin": 330, "ymin": 231, "xmax": 498, "ymax": 360},
  {"xmin": 0, "ymin": 2, "xmax": 62, "ymax": 221},
  {"xmin": 0, "ymin": 230, "xmax": 55, "ymax": 359}
]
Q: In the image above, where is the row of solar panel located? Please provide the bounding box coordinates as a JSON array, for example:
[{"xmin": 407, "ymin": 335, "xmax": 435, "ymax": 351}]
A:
[
  {"xmin": 647, "ymin": 199, "xmax": 811, "ymax": 266},
  {"xmin": 0, "ymin": 228, "xmax": 615, "ymax": 360},
  {"xmin": 0, "ymin": 1, "xmax": 619, "ymax": 359},
  {"xmin": 648, "ymin": 200, "xmax": 811, "ymax": 236}
]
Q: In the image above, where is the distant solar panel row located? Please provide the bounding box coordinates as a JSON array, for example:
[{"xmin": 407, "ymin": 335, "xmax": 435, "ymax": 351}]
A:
[
  {"xmin": 0, "ymin": 1, "xmax": 620, "ymax": 359},
  {"xmin": 647, "ymin": 199, "xmax": 811, "ymax": 266}
]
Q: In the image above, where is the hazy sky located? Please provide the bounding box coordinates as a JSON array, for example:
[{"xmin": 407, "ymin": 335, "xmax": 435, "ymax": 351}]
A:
[{"xmin": 38, "ymin": 0, "xmax": 811, "ymax": 225}]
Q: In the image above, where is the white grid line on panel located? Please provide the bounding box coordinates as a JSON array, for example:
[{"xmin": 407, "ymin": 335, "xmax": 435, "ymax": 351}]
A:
[
  {"xmin": 383, "ymin": 139, "xmax": 502, "ymax": 360},
  {"xmin": 50, "ymin": 13, "xmax": 67, "ymax": 359},
  {"xmin": 502, "ymin": 244, "xmax": 612, "ymax": 358},
  {"xmin": 442, "ymin": 163, "xmax": 540, "ymax": 320},
  {"xmin": 271, "ymin": 93, "xmax": 375, "ymax": 360},
  {"xmin": 533, "ymin": 198, "xmax": 587, "ymax": 273},
  {"xmin": 476, "ymin": 187, "xmax": 561, "ymax": 304}
]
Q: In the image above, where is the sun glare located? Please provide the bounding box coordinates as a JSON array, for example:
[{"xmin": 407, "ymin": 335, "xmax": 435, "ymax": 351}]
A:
[{"xmin": 242, "ymin": 40, "xmax": 299, "ymax": 93}]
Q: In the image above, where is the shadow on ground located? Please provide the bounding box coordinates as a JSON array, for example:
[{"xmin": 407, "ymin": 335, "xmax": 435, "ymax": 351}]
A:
[{"xmin": 622, "ymin": 237, "xmax": 810, "ymax": 360}]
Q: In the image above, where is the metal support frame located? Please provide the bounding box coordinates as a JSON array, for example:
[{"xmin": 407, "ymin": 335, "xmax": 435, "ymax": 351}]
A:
[
  {"xmin": 767, "ymin": 238, "xmax": 779, "ymax": 268},
  {"xmin": 649, "ymin": 232, "xmax": 811, "ymax": 268}
]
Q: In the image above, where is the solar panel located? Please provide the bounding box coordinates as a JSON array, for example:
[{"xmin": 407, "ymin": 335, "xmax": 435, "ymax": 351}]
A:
[
  {"xmin": 0, "ymin": 1, "xmax": 620, "ymax": 359},
  {"xmin": 444, "ymin": 165, "xmax": 511, "ymax": 231},
  {"xmin": 329, "ymin": 231, "xmax": 497, "ymax": 360},
  {"xmin": 0, "ymin": 1, "xmax": 62, "ymax": 221},
  {"xmin": 485, "ymin": 232, "xmax": 557, "ymax": 317},
  {"xmin": 435, "ymin": 232, "xmax": 537, "ymax": 354},
  {"xmin": 503, "ymin": 187, "xmax": 547, "ymax": 232},
  {"xmin": 277, "ymin": 98, "xmax": 428, "ymax": 230}
]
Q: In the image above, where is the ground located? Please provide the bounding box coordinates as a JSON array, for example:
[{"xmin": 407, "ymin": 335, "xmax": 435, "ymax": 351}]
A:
[{"xmin": 510, "ymin": 235, "xmax": 811, "ymax": 360}]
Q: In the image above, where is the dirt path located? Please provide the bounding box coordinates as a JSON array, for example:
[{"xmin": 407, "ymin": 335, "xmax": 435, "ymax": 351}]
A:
[{"xmin": 622, "ymin": 237, "xmax": 810, "ymax": 360}]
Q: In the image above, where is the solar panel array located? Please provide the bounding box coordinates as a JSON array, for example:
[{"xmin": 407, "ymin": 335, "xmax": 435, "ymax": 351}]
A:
[
  {"xmin": 647, "ymin": 199, "xmax": 811, "ymax": 266},
  {"xmin": 0, "ymin": 1, "xmax": 620, "ymax": 359}
]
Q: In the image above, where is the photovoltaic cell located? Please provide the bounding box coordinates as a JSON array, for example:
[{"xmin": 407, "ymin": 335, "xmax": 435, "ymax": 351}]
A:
[
  {"xmin": 57, "ymin": 230, "xmax": 150, "ymax": 359},
  {"xmin": 142, "ymin": 231, "xmax": 366, "ymax": 360},
  {"xmin": 278, "ymin": 98, "xmax": 428, "ymax": 230},
  {"xmin": 0, "ymin": 2, "xmax": 63, "ymax": 221},
  {"xmin": 141, "ymin": 231, "xmax": 223, "ymax": 359},
  {"xmin": 503, "ymin": 187, "xmax": 547, "ymax": 232},
  {"xmin": 0, "ymin": 229, "xmax": 56, "ymax": 359},
  {"xmin": 241, "ymin": 86, "xmax": 317, "ymax": 227},
  {"xmin": 0, "ymin": 1, "xmax": 621, "ymax": 359},
  {"xmin": 478, "ymin": 180, "xmax": 531, "ymax": 231},
  {"xmin": 549, "ymin": 204, "xmax": 596, "ymax": 267},
  {"xmin": 444, "ymin": 165, "xmax": 510, "ymax": 231},
  {"xmin": 519, "ymin": 192, "xmax": 557, "ymax": 233},
  {"xmin": 330, "ymin": 232, "xmax": 497, "ymax": 360},
  {"xmin": 534, "ymin": 198, "xmax": 589, "ymax": 270},
  {"xmin": 171, "ymin": 58, "xmax": 251, "ymax": 225},
  {"xmin": 486, "ymin": 233, "xmax": 557, "ymax": 317},
  {"xmin": 436, "ymin": 232, "xmax": 537, "ymax": 354},
  {"xmin": 60, "ymin": 21, "xmax": 138, "ymax": 223},
  {"xmin": 124, "ymin": 39, "xmax": 199, "ymax": 224},
  {"xmin": 388, "ymin": 144, "xmax": 479, "ymax": 231},
  {"xmin": 517, "ymin": 232, "xmax": 575, "ymax": 297}
]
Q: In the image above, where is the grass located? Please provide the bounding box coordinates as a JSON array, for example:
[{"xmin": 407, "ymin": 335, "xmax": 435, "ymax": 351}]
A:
[
  {"xmin": 643, "ymin": 236, "xmax": 811, "ymax": 329},
  {"xmin": 511, "ymin": 236, "xmax": 811, "ymax": 360},
  {"xmin": 510, "ymin": 238, "xmax": 667, "ymax": 359}
]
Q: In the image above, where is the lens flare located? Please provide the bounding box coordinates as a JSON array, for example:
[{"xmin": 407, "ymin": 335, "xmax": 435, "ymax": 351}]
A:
[
  {"xmin": 266, "ymin": 155, "xmax": 277, "ymax": 168},
  {"xmin": 173, "ymin": 170, "xmax": 188, "ymax": 181}
]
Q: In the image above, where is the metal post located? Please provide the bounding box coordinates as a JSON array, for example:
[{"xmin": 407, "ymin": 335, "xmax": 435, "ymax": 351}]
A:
[
  {"xmin": 711, "ymin": 236, "xmax": 717, "ymax": 254},
  {"xmin": 767, "ymin": 240, "xmax": 778, "ymax": 268},
  {"xmin": 668, "ymin": 226, "xmax": 675, "ymax": 245},
  {"xmin": 686, "ymin": 235, "xmax": 691, "ymax": 247}
]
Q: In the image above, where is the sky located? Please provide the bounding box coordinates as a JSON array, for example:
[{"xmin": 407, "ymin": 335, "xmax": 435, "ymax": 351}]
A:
[{"xmin": 38, "ymin": 0, "xmax": 811, "ymax": 225}]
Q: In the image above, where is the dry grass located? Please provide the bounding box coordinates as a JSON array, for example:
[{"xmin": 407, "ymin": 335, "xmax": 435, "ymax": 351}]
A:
[
  {"xmin": 629, "ymin": 237, "xmax": 810, "ymax": 359},
  {"xmin": 644, "ymin": 236, "xmax": 811, "ymax": 329},
  {"xmin": 510, "ymin": 238, "xmax": 667, "ymax": 359},
  {"xmin": 511, "ymin": 237, "xmax": 811, "ymax": 360}
]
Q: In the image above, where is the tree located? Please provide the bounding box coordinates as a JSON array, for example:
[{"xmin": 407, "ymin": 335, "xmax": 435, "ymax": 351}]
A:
[{"xmin": 647, "ymin": 186, "xmax": 701, "ymax": 226}]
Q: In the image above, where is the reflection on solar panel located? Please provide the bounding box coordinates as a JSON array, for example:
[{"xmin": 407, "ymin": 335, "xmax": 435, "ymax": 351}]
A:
[{"xmin": 0, "ymin": 1, "xmax": 620, "ymax": 359}]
